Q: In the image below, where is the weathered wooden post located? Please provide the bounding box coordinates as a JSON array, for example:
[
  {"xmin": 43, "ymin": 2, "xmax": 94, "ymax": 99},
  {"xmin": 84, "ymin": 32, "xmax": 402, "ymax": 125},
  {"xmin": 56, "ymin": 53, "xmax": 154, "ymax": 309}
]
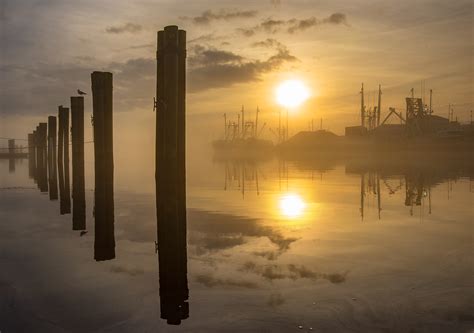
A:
[
  {"xmin": 31, "ymin": 130, "xmax": 38, "ymax": 181},
  {"xmin": 8, "ymin": 139, "xmax": 15, "ymax": 156},
  {"xmin": 8, "ymin": 139, "xmax": 15, "ymax": 172},
  {"xmin": 34, "ymin": 126, "xmax": 40, "ymax": 185},
  {"xmin": 58, "ymin": 106, "xmax": 71, "ymax": 214},
  {"xmin": 48, "ymin": 116, "xmax": 58, "ymax": 200},
  {"xmin": 91, "ymin": 71, "xmax": 115, "ymax": 261},
  {"xmin": 71, "ymin": 96, "xmax": 86, "ymax": 230},
  {"xmin": 28, "ymin": 133, "xmax": 36, "ymax": 178},
  {"xmin": 156, "ymin": 25, "xmax": 188, "ymax": 325},
  {"xmin": 38, "ymin": 122, "xmax": 48, "ymax": 192}
]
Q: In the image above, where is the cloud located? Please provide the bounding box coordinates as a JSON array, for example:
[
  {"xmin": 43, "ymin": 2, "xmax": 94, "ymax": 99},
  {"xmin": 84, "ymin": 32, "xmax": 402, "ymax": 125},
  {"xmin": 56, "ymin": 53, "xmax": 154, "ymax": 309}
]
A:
[
  {"xmin": 251, "ymin": 38, "xmax": 284, "ymax": 48},
  {"xmin": 239, "ymin": 13, "xmax": 348, "ymax": 36},
  {"xmin": 187, "ymin": 43, "xmax": 298, "ymax": 92},
  {"xmin": 105, "ymin": 22, "xmax": 142, "ymax": 34},
  {"xmin": 188, "ymin": 45, "xmax": 244, "ymax": 67},
  {"xmin": 181, "ymin": 9, "xmax": 258, "ymax": 25},
  {"xmin": 288, "ymin": 13, "xmax": 348, "ymax": 33},
  {"xmin": 195, "ymin": 274, "xmax": 259, "ymax": 289}
]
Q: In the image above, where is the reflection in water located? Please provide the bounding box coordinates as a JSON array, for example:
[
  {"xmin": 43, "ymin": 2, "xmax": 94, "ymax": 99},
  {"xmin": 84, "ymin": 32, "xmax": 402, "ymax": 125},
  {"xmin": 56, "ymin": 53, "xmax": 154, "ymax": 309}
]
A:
[
  {"xmin": 279, "ymin": 193, "xmax": 306, "ymax": 219},
  {"xmin": 223, "ymin": 160, "xmax": 261, "ymax": 197},
  {"xmin": 157, "ymin": 208, "xmax": 189, "ymax": 325},
  {"xmin": 8, "ymin": 158, "xmax": 15, "ymax": 173},
  {"xmin": 217, "ymin": 154, "xmax": 473, "ymax": 221}
]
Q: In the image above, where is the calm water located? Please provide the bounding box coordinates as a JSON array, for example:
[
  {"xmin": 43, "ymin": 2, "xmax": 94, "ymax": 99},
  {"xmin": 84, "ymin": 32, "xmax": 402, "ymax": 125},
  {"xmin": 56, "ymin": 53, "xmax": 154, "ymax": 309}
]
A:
[{"xmin": 0, "ymin": 151, "xmax": 473, "ymax": 332}]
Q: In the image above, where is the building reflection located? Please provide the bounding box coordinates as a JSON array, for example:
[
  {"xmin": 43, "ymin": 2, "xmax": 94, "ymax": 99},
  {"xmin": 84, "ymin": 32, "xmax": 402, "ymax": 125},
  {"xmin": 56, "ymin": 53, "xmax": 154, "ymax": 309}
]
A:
[{"xmin": 217, "ymin": 156, "xmax": 473, "ymax": 221}]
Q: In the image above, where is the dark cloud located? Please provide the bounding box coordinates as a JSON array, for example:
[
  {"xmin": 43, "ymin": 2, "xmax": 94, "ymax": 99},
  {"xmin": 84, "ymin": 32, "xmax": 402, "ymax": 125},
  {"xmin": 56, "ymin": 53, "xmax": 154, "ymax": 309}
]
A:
[
  {"xmin": 188, "ymin": 45, "xmax": 244, "ymax": 67},
  {"xmin": 288, "ymin": 13, "xmax": 348, "ymax": 33},
  {"xmin": 195, "ymin": 274, "xmax": 259, "ymax": 289},
  {"xmin": 261, "ymin": 18, "xmax": 286, "ymax": 33},
  {"xmin": 105, "ymin": 22, "xmax": 142, "ymax": 34},
  {"xmin": 239, "ymin": 13, "xmax": 348, "ymax": 36},
  {"xmin": 181, "ymin": 9, "xmax": 258, "ymax": 25},
  {"xmin": 251, "ymin": 38, "xmax": 283, "ymax": 48},
  {"xmin": 188, "ymin": 43, "xmax": 298, "ymax": 92}
]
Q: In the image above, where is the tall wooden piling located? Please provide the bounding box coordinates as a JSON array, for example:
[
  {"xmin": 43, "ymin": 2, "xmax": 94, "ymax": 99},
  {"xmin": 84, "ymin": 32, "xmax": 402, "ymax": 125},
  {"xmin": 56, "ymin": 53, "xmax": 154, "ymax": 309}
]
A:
[
  {"xmin": 28, "ymin": 133, "xmax": 36, "ymax": 178},
  {"xmin": 91, "ymin": 71, "xmax": 115, "ymax": 261},
  {"xmin": 156, "ymin": 25, "xmax": 188, "ymax": 325},
  {"xmin": 48, "ymin": 116, "xmax": 58, "ymax": 200},
  {"xmin": 58, "ymin": 106, "xmax": 71, "ymax": 214},
  {"xmin": 31, "ymin": 130, "xmax": 38, "ymax": 181},
  {"xmin": 71, "ymin": 96, "xmax": 86, "ymax": 230},
  {"xmin": 8, "ymin": 139, "xmax": 15, "ymax": 172},
  {"xmin": 38, "ymin": 123, "xmax": 48, "ymax": 192}
]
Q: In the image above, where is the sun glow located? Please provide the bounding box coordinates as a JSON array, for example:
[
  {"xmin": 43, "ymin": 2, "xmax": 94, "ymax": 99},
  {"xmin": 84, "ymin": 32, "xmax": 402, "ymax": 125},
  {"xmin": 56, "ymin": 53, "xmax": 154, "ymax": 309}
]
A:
[
  {"xmin": 275, "ymin": 79, "xmax": 310, "ymax": 108},
  {"xmin": 279, "ymin": 193, "xmax": 306, "ymax": 218}
]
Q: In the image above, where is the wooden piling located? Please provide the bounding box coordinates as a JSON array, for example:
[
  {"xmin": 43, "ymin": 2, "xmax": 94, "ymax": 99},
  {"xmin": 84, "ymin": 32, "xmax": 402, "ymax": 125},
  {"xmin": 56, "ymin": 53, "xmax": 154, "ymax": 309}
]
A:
[
  {"xmin": 28, "ymin": 133, "xmax": 35, "ymax": 178},
  {"xmin": 156, "ymin": 25, "xmax": 188, "ymax": 325},
  {"xmin": 91, "ymin": 71, "xmax": 115, "ymax": 261},
  {"xmin": 38, "ymin": 123, "xmax": 48, "ymax": 192},
  {"xmin": 58, "ymin": 106, "xmax": 71, "ymax": 214},
  {"xmin": 8, "ymin": 139, "xmax": 15, "ymax": 172},
  {"xmin": 48, "ymin": 116, "xmax": 58, "ymax": 200},
  {"xmin": 71, "ymin": 97, "xmax": 86, "ymax": 230},
  {"xmin": 32, "ymin": 130, "xmax": 38, "ymax": 181}
]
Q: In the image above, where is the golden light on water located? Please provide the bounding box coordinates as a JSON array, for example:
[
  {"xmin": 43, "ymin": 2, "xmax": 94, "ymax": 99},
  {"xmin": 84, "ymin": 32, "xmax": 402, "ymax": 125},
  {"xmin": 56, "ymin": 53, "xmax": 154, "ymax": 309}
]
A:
[
  {"xmin": 279, "ymin": 193, "xmax": 306, "ymax": 218},
  {"xmin": 275, "ymin": 79, "xmax": 310, "ymax": 108}
]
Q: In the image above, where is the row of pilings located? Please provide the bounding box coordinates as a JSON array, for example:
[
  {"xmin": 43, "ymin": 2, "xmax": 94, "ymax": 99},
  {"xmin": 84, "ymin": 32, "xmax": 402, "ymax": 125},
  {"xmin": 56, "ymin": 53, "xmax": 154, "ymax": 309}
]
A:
[
  {"xmin": 23, "ymin": 25, "xmax": 188, "ymax": 326},
  {"xmin": 27, "ymin": 71, "xmax": 114, "ymax": 262}
]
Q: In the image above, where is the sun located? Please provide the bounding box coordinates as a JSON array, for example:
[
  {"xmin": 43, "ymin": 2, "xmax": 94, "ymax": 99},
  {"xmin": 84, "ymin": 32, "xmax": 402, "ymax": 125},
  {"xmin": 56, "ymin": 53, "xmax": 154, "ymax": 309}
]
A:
[
  {"xmin": 275, "ymin": 79, "xmax": 310, "ymax": 108},
  {"xmin": 279, "ymin": 193, "xmax": 306, "ymax": 218}
]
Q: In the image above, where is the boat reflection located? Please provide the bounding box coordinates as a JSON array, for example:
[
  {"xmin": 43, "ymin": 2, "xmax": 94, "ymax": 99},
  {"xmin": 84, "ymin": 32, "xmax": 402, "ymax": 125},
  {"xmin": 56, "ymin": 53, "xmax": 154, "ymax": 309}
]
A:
[{"xmin": 217, "ymin": 155, "xmax": 473, "ymax": 222}]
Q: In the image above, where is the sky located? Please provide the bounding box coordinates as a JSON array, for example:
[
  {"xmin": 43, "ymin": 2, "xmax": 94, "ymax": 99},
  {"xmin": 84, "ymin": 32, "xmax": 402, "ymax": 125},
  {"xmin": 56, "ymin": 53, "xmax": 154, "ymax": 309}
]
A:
[{"xmin": 0, "ymin": 0, "xmax": 473, "ymax": 147}]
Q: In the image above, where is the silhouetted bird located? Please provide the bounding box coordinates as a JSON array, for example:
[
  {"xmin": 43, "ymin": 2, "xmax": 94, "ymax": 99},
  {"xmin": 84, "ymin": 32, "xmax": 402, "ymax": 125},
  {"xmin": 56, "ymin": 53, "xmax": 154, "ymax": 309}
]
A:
[
  {"xmin": 77, "ymin": 89, "xmax": 87, "ymax": 95},
  {"xmin": 80, "ymin": 230, "xmax": 88, "ymax": 236}
]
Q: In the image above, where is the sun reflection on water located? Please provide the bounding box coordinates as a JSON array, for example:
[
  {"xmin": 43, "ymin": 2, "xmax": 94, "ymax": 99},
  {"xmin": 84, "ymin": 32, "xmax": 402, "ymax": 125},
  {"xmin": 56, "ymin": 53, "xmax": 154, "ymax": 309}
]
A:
[{"xmin": 279, "ymin": 193, "xmax": 306, "ymax": 219}]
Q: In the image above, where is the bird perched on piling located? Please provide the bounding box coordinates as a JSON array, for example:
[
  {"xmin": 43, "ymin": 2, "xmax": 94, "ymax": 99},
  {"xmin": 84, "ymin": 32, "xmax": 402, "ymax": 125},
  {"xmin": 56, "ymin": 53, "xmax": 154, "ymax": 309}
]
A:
[{"xmin": 77, "ymin": 89, "xmax": 87, "ymax": 95}]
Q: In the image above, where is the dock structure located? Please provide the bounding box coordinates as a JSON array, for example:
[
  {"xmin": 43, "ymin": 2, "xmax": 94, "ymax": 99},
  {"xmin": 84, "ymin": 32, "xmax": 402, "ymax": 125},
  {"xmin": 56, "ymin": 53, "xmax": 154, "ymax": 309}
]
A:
[
  {"xmin": 155, "ymin": 25, "xmax": 189, "ymax": 325},
  {"xmin": 91, "ymin": 71, "xmax": 115, "ymax": 261},
  {"xmin": 71, "ymin": 96, "xmax": 86, "ymax": 230}
]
